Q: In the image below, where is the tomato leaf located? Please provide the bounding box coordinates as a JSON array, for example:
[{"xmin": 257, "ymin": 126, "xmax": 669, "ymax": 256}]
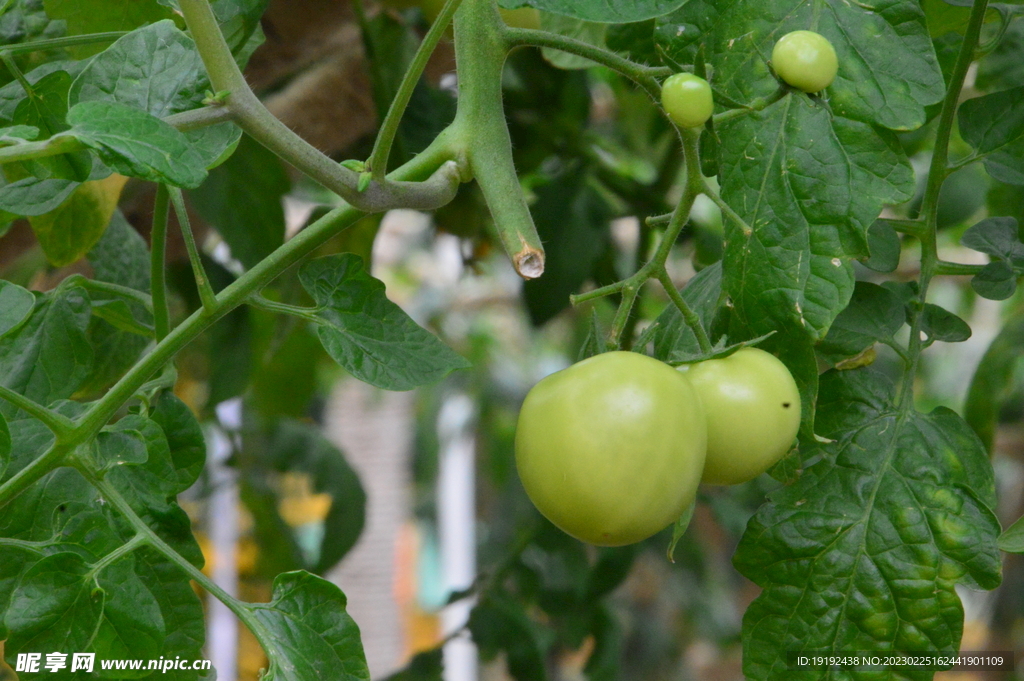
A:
[
  {"xmin": 862, "ymin": 219, "xmax": 903, "ymax": 273},
  {"xmin": 964, "ymin": 311, "xmax": 1024, "ymax": 453},
  {"xmin": 29, "ymin": 173, "xmax": 128, "ymax": 267},
  {"xmin": 66, "ymin": 101, "xmax": 208, "ymax": 189},
  {"xmin": 42, "ymin": 0, "xmax": 176, "ymax": 57},
  {"xmin": 299, "ymin": 254, "xmax": 471, "ymax": 391},
  {"xmin": 0, "ymin": 285, "xmax": 93, "ymax": 419},
  {"xmin": 999, "ymin": 515, "xmax": 1024, "ymax": 553},
  {"xmin": 498, "ymin": 0, "xmax": 686, "ymax": 24},
  {"xmin": 817, "ymin": 282, "xmax": 905, "ymax": 367},
  {"xmin": 0, "ymin": 280, "xmax": 35, "ymax": 338},
  {"xmin": 921, "ymin": 303, "xmax": 972, "ymax": 344},
  {"xmin": 650, "ymin": 261, "xmax": 722, "ymax": 360},
  {"xmin": 959, "ymin": 86, "xmax": 1024, "ymax": 184},
  {"xmin": 248, "ymin": 571, "xmax": 370, "ymax": 681},
  {"xmin": 734, "ymin": 369, "xmax": 1001, "ymax": 680},
  {"xmin": 190, "ymin": 134, "xmax": 289, "ymax": 270}
]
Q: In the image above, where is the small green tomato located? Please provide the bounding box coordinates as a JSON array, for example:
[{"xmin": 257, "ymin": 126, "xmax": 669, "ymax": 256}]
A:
[
  {"xmin": 515, "ymin": 351, "xmax": 707, "ymax": 546},
  {"xmin": 679, "ymin": 347, "xmax": 801, "ymax": 485},
  {"xmin": 771, "ymin": 30, "xmax": 838, "ymax": 93},
  {"xmin": 661, "ymin": 73, "xmax": 714, "ymax": 129}
]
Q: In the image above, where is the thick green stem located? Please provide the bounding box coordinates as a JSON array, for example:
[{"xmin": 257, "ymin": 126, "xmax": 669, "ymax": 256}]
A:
[
  {"xmin": 503, "ymin": 27, "xmax": 666, "ymax": 102},
  {"xmin": 177, "ymin": 0, "xmax": 461, "ymax": 212},
  {"xmin": 454, "ymin": 0, "xmax": 544, "ymax": 279},
  {"xmin": 151, "ymin": 185, "xmax": 171, "ymax": 341},
  {"xmin": 0, "ymin": 443, "xmax": 75, "ymax": 509},
  {"xmin": 899, "ymin": 0, "xmax": 990, "ymax": 410},
  {"xmin": 368, "ymin": 0, "xmax": 463, "ymax": 180},
  {"xmin": 167, "ymin": 186, "xmax": 218, "ymax": 314},
  {"xmin": 936, "ymin": 261, "xmax": 986, "ymax": 276}
]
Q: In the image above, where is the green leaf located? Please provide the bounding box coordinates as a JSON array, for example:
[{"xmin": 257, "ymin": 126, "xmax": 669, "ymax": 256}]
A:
[
  {"xmin": 649, "ymin": 261, "xmax": 722, "ymax": 361},
  {"xmin": 249, "ymin": 571, "xmax": 370, "ymax": 681},
  {"xmin": 538, "ymin": 15, "xmax": 607, "ymax": 69},
  {"xmin": 0, "ymin": 176, "xmax": 79, "ymax": 216},
  {"xmin": 69, "ymin": 20, "xmax": 208, "ymax": 117},
  {"xmin": 659, "ymin": 0, "xmax": 944, "ymax": 131},
  {"xmin": 29, "ymin": 173, "xmax": 128, "ymax": 267},
  {"xmin": 157, "ymin": 0, "xmax": 270, "ymax": 56},
  {"xmin": 999, "ymin": 515, "xmax": 1024, "ymax": 553},
  {"xmin": 189, "ymin": 133, "xmax": 289, "ymax": 270},
  {"xmin": 0, "ymin": 412, "xmax": 9, "ymax": 480},
  {"xmin": 5, "ymin": 552, "xmax": 105, "ymax": 654},
  {"xmin": 522, "ymin": 172, "xmax": 611, "ymax": 325},
  {"xmin": 67, "ymin": 100, "xmax": 208, "ymax": 188},
  {"xmin": 90, "ymin": 556, "xmax": 166, "ymax": 674},
  {"xmin": 82, "ymin": 211, "xmax": 153, "ymax": 393},
  {"xmin": 0, "ymin": 124, "xmax": 39, "ymax": 142},
  {"xmin": 719, "ymin": 97, "xmax": 915, "ymax": 339},
  {"xmin": 964, "ymin": 310, "xmax": 1024, "ymax": 452},
  {"xmin": 12, "ymin": 69, "xmax": 94, "ymax": 182},
  {"xmin": 263, "ymin": 419, "xmax": 366, "ymax": 574},
  {"xmin": 958, "ymin": 87, "xmax": 1024, "ymax": 174},
  {"xmin": 577, "ymin": 309, "xmax": 604, "ymax": 361},
  {"xmin": 817, "ymin": 282, "xmax": 905, "ymax": 366},
  {"xmin": 734, "ymin": 369, "xmax": 1001, "ymax": 680},
  {"xmin": 972, "ymin": 260, "xmax": 1017, "ymax": 300},
  {"xmin": 0, "ymin": 285, "xmax": 93, "ymax": 418},
  {"xmin": 960, "ymin": 216, "xmax": 1024, "ymax": 262},
  {"xmin": 149, "ymin": 391, "xmax": 206, "ymax": 492},
  {"xmin": 0, "ymin": 279, "xmax": 35, "ymax": 338},
  {"xmin": 94, "ymin": 423, "xmax": 149, "ymax": 472},
  {"xmin": 42, "ymin": 0, "xmax": 176, "ymax": 57},
  {"xmin": 921, "ymin": 303, "xmax": 972, "ymax": 343},
  {"xmin": 862, "ymin": 219, "xmax": 902, "ymax": 273},
  {"xmin": 499, "ymin": 0, "xmax": 686, "ymax": 23},
  {"xmin": 299, "ymin": 254, "xmax": 471, "ymax": 391}
]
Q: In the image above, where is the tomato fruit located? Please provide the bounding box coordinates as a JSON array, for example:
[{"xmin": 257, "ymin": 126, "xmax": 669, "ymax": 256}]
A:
[
  {"xmin": 771, "ymin": 30, "xmax": 838, "ymax": 93},
  {"xmin": 515, "ymin": 351, "xmax": 706, "ymax": 546},
  {"xmin": 679, "ymin": 348, "xmax": 801, "ymax": 485},
  {"xmin": 660, "ymin": 73, "xmax": 714, "ymax": 129}
]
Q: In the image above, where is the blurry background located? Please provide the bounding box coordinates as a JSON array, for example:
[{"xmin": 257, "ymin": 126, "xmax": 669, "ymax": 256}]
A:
[{"xmin": 1, "ymin": 0, "xmax": 1024, "ymax": 679}]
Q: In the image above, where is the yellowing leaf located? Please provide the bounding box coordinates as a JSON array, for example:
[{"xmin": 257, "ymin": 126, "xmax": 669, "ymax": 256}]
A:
[{"xmin": 30, "ymin": 173, "xmax": 128, "ymax": 267}]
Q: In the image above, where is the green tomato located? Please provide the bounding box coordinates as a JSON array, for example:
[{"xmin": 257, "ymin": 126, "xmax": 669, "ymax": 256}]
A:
[
  {"xmin": 679, "ymin": 347, "xmax": 801, "ymax": 485},
  {"xmin": 771, "ymin": 30, "xmax": 838, "ymax": 93},
  {"xmin": 515, "ymin": 351, "xmax": 706, "ymax": 546},
  {"xmin": 660, "ymin": 73, "xmax": 714, "ymax": 129}
]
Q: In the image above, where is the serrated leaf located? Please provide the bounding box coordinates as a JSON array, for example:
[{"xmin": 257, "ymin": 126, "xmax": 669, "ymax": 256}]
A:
[
  {"xmin": 921, "ymin": 303, "xmax": 972, "ymax": 343},
  {"xmin": 658, "ymin": 0, "xmax": 944, "ymax": 131},
  {"xmin": 719, "ymin": 97, "xmax": 915, "ymax": 339},
  {"xmin": 0, "ymin": 280, "xmax": 35, "ymax": 338},
  {"xmin": 999, "ymin": 515, "xmax": 1024, "ymax": 553},
  {"xmin": 249, "ymin": 571, "xmax": 370, "ymax": 681},
  {"xmin": 189, "ymin": 133, "xmax": 288, "ymax": 269},
  {"xmin": 817, "ymin": 282, "xmax": 905, "ymax": 366},
  {"xmin": 650, "ymin": 261, "xmax": 722, "ymax": 360},
  {"xmin": 964, "ymin": 310, "xmax": 1024, "ymax": 452},
  {"xmin": 299, "ymin": 254, "xmax": 471, "ymax": 391},
  {"xmin": 70, "ymin": 20, "xmax": 207, "ymax": 116},
  {"xmin": 0, "ymin": 286, "xmax": 93, "ymax": 418},
  {"xmin": 498, "ymin": 0, "xmax": 685, "ymax": 23},
  {"xmin": 29, "ymin": 173, "xmax": 128, "ymax": 267},
  {"xmin": 862, "ymin": 219, "xmax": 902, "ymax": 273},
  {"xmin": 42, "ymin": 0, "xmax": 176, "ymax": 57},
  {"xmin": 734, "ymin": 369, "xmax": 1001, "ymax": 681},
  {"xmin": 67, "ymin": 101, "xmax": 208, "ymax": 188}
]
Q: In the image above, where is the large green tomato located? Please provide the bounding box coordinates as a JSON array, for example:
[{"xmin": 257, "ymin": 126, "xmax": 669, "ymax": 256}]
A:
[
  {"xmin": 660, "ymin": 73, "xmax": 714, "ymax": 129},
  {"xmin": 515, "ymin": 351, "xmax": 706, "ymax": 546},
  {"xmin": 679, "ymin": 348, "xmax": 801, "ymax": 485},
  {"xmin": 771, "ymin": 30, "xmax": 838, "ymax": 93}
]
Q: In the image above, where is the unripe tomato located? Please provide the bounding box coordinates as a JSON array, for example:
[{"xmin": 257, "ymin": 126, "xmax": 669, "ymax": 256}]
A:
[
  {"xmin": 660, "ymin": 73, "xmax": 714, "ymax": 129},
  {"xmin": 515, "ymin": 352, "xmax": 707, "ymax": 546},
  {"xmin": 679, "ymin": 348, "xmax": 801, "ymax": 485},
  {"xmin": 771, "ymin": 30, "xmax": 838, "ymax": 93}
]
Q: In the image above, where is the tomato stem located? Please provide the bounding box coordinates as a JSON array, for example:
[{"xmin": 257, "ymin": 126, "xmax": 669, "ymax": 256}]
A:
[
  {"xmin": 167, "ymin": 185, "xmax": 219, "ymax": 315},
  {"xmin": 151, "ymin": 184, "xmax": 172, "ymax": 341}
]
